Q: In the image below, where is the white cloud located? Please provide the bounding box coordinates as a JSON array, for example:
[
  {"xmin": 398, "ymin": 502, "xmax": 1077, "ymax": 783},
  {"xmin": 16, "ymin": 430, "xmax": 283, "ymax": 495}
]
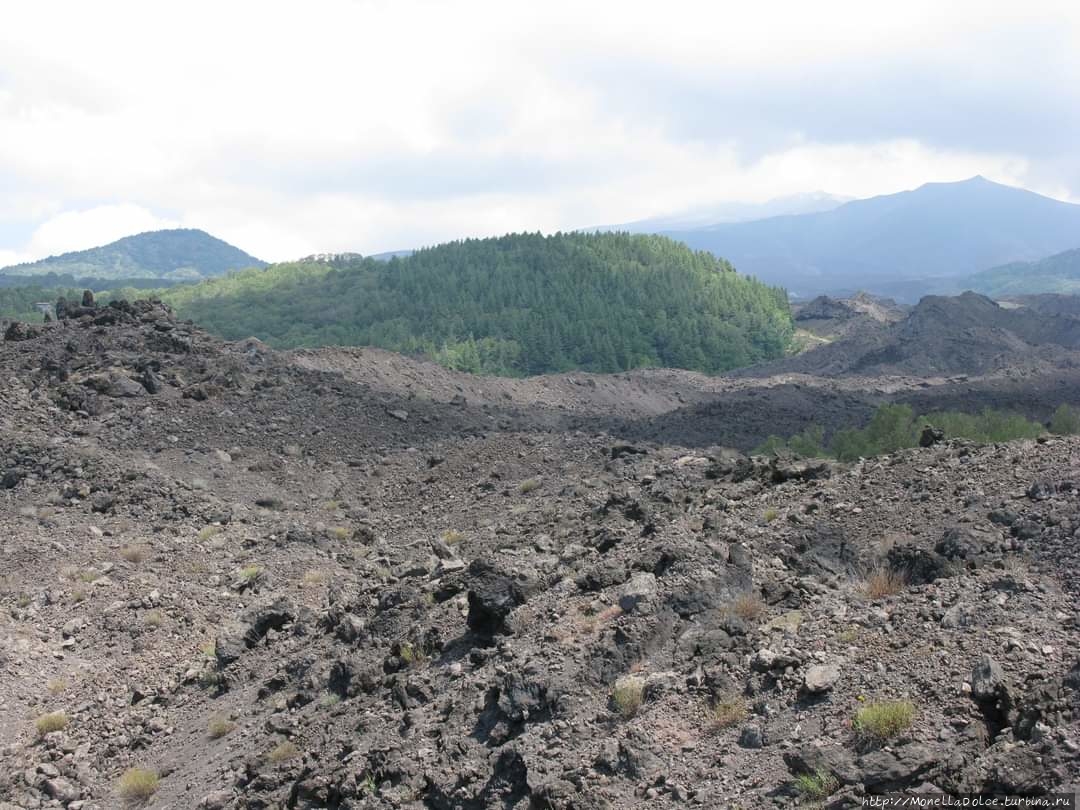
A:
[{"xmin": 1, "ymin": 0, "xmax": 1078, "ymax": 261}]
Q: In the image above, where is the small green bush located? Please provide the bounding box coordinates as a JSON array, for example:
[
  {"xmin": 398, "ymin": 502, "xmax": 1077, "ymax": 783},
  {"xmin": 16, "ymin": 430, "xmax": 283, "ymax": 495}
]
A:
[{"xmin": 794, "ymin": 769, "xmax": 839, "ymax": 800}]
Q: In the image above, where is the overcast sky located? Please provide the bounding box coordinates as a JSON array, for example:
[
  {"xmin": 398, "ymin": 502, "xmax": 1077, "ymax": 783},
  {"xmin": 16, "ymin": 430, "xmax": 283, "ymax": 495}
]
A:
[{"xmin": 2, "ymin": 0, "xmax": 1078, "ymax": 264}]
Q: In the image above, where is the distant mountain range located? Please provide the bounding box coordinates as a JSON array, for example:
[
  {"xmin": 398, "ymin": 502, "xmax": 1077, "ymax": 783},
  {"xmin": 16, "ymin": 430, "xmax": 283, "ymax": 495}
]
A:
[
  {"xmin": 655, "ymin": 177, "xmax": 1080, "ymax": 299},
  {"xmin": 0, "ymin": 229, "xmax": 265, "ymax": 281},
  {"xmin": 595, "ymin": 191, "xmax": 853, "ymax": 232}
]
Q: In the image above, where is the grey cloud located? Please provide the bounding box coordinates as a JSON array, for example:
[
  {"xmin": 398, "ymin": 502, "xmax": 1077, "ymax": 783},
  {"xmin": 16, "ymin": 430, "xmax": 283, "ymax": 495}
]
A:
[{"xmin": 557, "ymin": 23, "xmax": 1080, "ymax": 174}]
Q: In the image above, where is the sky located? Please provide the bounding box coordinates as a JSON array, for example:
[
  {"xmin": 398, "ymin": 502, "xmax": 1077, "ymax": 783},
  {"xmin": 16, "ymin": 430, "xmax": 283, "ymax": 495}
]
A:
[{"xmin": 1, "ymin": 0, "xmax": 1079, "ymax": 264}]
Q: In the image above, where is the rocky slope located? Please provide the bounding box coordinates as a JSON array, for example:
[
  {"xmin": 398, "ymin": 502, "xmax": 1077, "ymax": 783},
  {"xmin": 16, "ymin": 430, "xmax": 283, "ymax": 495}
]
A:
[{"xmin": 1, "ymin": 299, "xmax": 1078, "ymax": 809}]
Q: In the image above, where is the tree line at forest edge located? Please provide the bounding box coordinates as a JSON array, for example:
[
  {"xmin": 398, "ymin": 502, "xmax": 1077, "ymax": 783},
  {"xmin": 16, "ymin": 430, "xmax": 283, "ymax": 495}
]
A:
[{"xmin": 757, "ymin": 403, "xmax": 1080, "ymax": 461}]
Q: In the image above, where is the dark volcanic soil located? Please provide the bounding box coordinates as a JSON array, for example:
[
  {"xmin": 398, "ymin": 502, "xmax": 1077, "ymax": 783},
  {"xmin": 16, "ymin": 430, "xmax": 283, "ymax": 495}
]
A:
[{"xmin": 1, "ymin": 300, "xmax": 1079, "ymax": 810}]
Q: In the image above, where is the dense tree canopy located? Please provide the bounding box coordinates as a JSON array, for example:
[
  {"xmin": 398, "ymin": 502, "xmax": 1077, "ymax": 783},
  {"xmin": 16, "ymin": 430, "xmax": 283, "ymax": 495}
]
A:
[{"xmin": 157, "ymin": 232, "xmax": 793, "ymax": 376}]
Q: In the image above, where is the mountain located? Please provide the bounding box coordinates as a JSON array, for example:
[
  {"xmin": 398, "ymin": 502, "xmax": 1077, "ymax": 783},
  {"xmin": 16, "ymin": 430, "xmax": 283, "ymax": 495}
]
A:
[
  {"xmin": 0, "ymin": 228, "xmax": 265, "ymax": 281},
  {"xmin": 969, "ymin": 247, "xmax": 1080, "ymax": 296},
  {"xmin": 159, "ymin": 232, "xmax": 793, "ymax": 376},
  {"xmin": 594, "ymin": 191, "xmax": 851, "ymax": 233},
  {"xmin": 658, "ymin": 177, "xmax": 1080, "ymax": 298}
]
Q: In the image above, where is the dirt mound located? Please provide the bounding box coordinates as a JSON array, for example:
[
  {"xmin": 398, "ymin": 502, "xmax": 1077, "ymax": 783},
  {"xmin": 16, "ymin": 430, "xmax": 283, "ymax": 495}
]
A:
[{"xmin": 1, "ymin": 298, "xmax": 1078, "ymax": 809}]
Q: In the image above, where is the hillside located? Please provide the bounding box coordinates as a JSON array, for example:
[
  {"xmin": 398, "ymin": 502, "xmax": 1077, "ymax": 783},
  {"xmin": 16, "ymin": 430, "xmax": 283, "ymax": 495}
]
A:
[
  {"xmin": 969, "ymin": 248, "xmax": 1080, "ymax": 296},
  {"xmin": 0, "ymin": 228, "xmax": 265, "ymax": 281},
  {"xmin": 160, "ymin": 232, "xmax": 794, "ymax": 376},
  {"xmin": 659, "ymin": 177, "xmax": 1080, "ymax": 298}
]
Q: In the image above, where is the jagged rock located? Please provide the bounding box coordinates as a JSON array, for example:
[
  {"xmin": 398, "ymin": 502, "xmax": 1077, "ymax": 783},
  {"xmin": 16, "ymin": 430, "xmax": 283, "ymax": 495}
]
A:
[
  {"xmin": 738, "ymin": 725, "xmax": 765, "ymax": 748},
  {"xmin": 465, "ymin": 557, "xmax": 541, "ymax": 640},
  {"xmin": 4, "ymin": 321, "xmax": 42, "ymax": 341},
  {"xmin": 858, "ymin": 743, "xmax": 935, "ymax": 792},
  {"xmin": 919, "ymin": 425, "xmax": 945, "ymax": 447},
  {"xmin": 618, "ymin": 572, "xmax": 657, "ymax": 613},
  {"xmin": 970, "ymin": 655, "xmax": 1008, "ymax": 703}
]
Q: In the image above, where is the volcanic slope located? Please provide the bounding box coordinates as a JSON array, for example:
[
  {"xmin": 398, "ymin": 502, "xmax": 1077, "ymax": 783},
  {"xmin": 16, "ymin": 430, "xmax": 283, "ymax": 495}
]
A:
[{"xmin": 0, "ymin": 300, "xmax": 1078, "ymax": 809}]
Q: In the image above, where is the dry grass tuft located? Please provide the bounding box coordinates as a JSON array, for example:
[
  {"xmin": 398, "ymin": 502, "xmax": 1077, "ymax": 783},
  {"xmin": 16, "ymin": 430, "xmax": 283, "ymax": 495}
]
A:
[
  {"xmin": 268, "ymin": 741, "xmax": 301, "ymax": 764},
  {"xmin": 35, "ymin": 711, "xmax": 69, "ymax": 735},
  {"xmin": 611, "ymin": 676, "xmax": 645, "ymax": 719},
  {"xmin": 144, "ymin": 610, "xmax": 165, "ymax": 629},
  {"xmin": 119, "ymin": 544, "xmax": 148, "ymax": 563},
  {"xmin": 517, "ymin": 478, "xmax": 541, "ymax": 494},
  {"xmin": 441, "ymin": 529, "xmax": 466, "ymax": 545},
  {"xmin": 117, "ymin": 768, "xmax": 159, "ymax": 803},
  {"xmin": 207, "ymin": 716, "xmax": 236, "ymax": 739},
  {"xmin": 707, "ymin": 697, "xmax": 747, "ymax": 731},
  {"xmin": 728, "ymin": 592, "xmax": 767, "ymax": 622},
  {"xmin": 861, "ymin": 568, "xmax": 906, "ymax": 599},
  {"xmin": 197, "ymin": 526, "xmax": 222, "ymax": 542}
]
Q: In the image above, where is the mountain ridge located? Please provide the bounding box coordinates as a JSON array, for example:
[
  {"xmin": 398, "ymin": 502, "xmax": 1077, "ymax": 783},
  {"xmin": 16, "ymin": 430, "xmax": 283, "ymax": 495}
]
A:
[{"xmin": 657, "ymin": 177, "xmax": 1080, "ymax": 298}]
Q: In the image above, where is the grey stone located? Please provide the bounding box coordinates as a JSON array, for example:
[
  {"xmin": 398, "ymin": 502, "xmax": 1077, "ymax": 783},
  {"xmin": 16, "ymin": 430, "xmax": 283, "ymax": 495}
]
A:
[{"xmin": 803, "ymin": 664, "xmax": 841, "ymax": 694}]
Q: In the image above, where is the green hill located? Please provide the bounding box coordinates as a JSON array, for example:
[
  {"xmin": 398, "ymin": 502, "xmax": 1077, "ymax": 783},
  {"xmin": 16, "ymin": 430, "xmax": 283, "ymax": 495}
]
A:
[
  {"xmin": 969, "ymin": 248, "xmax": 1080, "ymax": 296},
  {"xmin": 0, "ymin": 229, "xmax": 265, "ymax": 281},
  {"xmin": 158, "ymin": 232, "xmax": 793, "ymax": 376}
]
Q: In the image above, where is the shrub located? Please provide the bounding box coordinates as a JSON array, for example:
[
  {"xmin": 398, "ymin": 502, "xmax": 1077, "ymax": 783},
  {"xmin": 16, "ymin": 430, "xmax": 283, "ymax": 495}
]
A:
[
  {"xmin": 35, "ymin": 711, "xmax": 69, "ymax": 735},
  {"xmin": 208, "ymin": 716, "xmax": 236, "ymax": 739},
  {"xmin": 1050, "ymin": 404, "xmax": 1080, "ymax": 435},
  {"xmin": 707, "ymin": 697, "xmax": 747, "ymax": 731},
  {"xmin": 763, "ymin": 508, "xmax": 779, "ymax": 523},
  {"xmin": 861, "ymin": 568, "xmax": 906, "ymax": 599},
  {"xmin": 268, "ymin": 741, "xmax": 301, "ymax": 763},
  {"xmin": 611, "ymin": 676, "xmax": 645, "ymax": 719},
  {"xmin": 238, "ymin": 565, "xmax": 262, "ymax": 584},
  {"xmin": 117, "ymin": 768, "xmax": 159, "ymax": 802},
  {"xmin": 398, "ymin": 641, "xmax": 428, "ymax": 667},
  {"xmin": 794, "ymin": 769, "xmax": 839, "ymax": 800},
  {"xmin": 853, "ymin": 700, "xmax": 915, "ymax": 743},
  {"xmin": 329, "ymin": 526, "xmax": 350, "ymax": 540},
  {"xmin": 144, "ymin": 610, "xmax": 165, "ymax": 628}
]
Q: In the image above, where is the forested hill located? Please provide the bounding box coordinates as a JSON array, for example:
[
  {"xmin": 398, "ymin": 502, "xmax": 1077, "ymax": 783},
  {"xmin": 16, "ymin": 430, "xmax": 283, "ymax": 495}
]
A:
[
  {"xmin": 0, "ymin": 229, "xmax": 265, "ymax": 281},
  {"xmin": 159, "ymin": 232, "xmax": 793, "ymax": 375}
]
